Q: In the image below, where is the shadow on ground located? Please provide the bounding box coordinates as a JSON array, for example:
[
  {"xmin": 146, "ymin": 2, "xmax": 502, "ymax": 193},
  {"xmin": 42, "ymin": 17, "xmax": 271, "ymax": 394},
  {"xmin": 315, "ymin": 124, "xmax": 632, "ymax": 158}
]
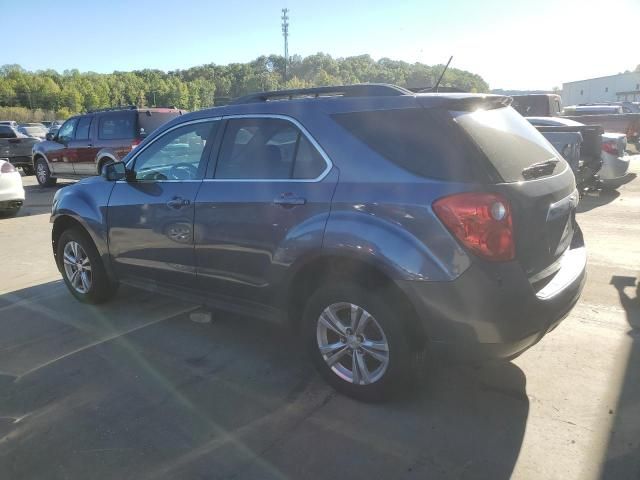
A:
[
  {"xmin": 578, "ymin": 189, "xmax": 621, "ymax": 213},
  {"xmin": 577, "ymin": 174, "xmax": 637, "ymax": 214},
  {"xmin": 0, "ymin": 282, "xmax": 529, "ymax": 480},
  {"xmin": 599, "ymin": 276, "xmax": 640, "ymax": 479}
]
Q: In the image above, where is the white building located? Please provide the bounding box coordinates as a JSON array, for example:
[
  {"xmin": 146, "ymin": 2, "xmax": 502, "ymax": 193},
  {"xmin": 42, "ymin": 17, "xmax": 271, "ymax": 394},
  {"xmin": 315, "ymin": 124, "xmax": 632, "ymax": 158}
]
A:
[{"xmin": 562, "ymin": 72, "xmax": 640, "ymax": 106}]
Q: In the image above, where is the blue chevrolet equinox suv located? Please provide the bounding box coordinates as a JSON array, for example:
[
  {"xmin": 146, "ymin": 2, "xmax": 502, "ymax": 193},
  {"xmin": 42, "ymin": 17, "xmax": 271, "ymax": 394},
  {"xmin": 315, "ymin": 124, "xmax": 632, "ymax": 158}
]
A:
[{"xmin": 51, "ymin": 84, "xmax": 586, "ymax": 400}]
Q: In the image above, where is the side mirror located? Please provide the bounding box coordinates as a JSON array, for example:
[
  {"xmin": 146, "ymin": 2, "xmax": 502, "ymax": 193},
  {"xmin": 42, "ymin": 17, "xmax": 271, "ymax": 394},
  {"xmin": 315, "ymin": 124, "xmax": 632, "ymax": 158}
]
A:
[
  {"xmin": 102, "ymin": 161, "xmax": 127, "ymax": 181},
  {"xmin": 46, "ymin": 132, "xmax": 54, "ymax": 141}
]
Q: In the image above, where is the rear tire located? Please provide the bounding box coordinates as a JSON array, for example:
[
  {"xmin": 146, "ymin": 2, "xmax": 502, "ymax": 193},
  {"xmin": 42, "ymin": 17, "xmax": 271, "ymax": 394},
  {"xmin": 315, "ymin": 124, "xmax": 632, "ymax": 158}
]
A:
[
  {"xmin": 22, "ymin": 165, "xmax": 34, "ymax": 176},
  {"xmin": 303, "ymin": 282, "xmax": 418, "ymax": 401},
  {"xmin": 57, "ymin": 227, "xmax": 117, "ymax": 304},
  {"xmin": 35, "ymin": 157, "xmax": 56, "ymax": 187}
]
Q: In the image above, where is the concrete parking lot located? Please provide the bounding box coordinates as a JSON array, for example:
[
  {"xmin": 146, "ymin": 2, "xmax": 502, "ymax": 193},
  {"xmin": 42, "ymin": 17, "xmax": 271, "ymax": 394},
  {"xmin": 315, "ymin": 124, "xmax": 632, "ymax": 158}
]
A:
[{"xmin": 0, "ymin": 164, "xmax": 638, "ymax": 480}]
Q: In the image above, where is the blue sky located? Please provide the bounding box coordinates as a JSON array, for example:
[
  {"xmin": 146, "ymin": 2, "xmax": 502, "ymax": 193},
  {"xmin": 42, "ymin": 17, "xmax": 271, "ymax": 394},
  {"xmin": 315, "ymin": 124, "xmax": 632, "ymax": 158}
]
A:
[{"xmin": 4, "ymin": 0, "xmax": 638, "ymax": 89}]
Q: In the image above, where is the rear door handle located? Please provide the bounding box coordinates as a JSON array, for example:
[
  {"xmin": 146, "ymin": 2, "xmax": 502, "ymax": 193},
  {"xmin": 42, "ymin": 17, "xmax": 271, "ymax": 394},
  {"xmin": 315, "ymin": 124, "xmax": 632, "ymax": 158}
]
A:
[
  {"xmin": 166, "ymin": 197, "xmax": 191, "ymax": 209},
  {"xmin": 273, "ymin": 195, "xmax": 306, "ymax": 207}
]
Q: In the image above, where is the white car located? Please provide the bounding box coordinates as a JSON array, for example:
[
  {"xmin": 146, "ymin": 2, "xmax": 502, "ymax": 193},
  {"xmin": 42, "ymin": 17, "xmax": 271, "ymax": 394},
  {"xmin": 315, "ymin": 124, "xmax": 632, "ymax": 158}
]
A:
[
  {"xmin": 600, "ymin": 133, "xmax": 631, "ymax": 187},
  {"xmin": 527, "ymin": 117, "xmax": 631, "ymax": 188},
  {"xmin": 0, "ymin": 159, "xmax": 25, "ymax": 216}
]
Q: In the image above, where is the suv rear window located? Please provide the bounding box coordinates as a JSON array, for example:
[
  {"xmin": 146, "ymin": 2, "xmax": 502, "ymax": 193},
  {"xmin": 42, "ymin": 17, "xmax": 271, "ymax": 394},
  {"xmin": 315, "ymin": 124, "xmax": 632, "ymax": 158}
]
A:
[
  {"xmin": 331, "ymin": 108, "xmax": 478, "ymax": 181},
  {"xmin": 137, "ymin": 111, "xmax": 182, "ymax": 138},
  {"xmin": 98, "ymin": 112, "xmax": 135, "ymax": 140},
  {"xmin": 454, "ymin": 106, "xmax": 561, "ymax": 182}
]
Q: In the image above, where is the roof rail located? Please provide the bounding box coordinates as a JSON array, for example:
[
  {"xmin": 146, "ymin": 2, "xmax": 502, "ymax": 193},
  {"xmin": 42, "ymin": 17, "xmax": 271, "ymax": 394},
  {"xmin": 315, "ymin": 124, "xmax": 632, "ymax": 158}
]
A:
[
  {"xmin": 86, "ymin": 105, "xmax": 137, "ymax": 114},
  {"xmin": 232, "ymin": 83, "xmax": 411, "ymax": 105},
  {"xmin": 407, "ymin": 86, "xmax": 467, "ymax": 93},
  {"xmin": 86, "ymin": 105, "xmax": 180, "ymax": 114}
]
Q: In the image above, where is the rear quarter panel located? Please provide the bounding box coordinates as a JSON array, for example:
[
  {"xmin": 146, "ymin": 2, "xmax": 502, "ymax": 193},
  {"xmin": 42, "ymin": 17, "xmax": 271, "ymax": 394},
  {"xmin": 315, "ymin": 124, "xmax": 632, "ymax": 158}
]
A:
[{"xmin": 324, "ymin": 181, "xmax": 472, "ymax": 282}]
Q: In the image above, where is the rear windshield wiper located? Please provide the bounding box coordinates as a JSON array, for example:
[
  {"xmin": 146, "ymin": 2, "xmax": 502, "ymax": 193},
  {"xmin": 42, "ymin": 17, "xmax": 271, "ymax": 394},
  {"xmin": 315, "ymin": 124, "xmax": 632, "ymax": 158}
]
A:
[{"xmin": 522, "ymin": 159, "xmax": 559, "ymax": 180}]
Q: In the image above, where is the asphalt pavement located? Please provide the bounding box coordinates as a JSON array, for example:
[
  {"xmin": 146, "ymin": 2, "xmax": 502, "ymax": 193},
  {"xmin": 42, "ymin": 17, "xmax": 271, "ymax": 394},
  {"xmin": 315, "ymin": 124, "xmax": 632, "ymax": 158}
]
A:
[{"xmin": 0, "ymin": 164, "xmax": 638, "ymax": 480}]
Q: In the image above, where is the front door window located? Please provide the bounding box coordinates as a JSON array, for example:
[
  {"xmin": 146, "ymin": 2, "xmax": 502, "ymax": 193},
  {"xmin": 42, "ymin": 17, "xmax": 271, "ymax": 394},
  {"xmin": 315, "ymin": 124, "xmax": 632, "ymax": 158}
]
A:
[{"xmin": 132, "ymin": 121, "xmax": 217, "ymax": 181}]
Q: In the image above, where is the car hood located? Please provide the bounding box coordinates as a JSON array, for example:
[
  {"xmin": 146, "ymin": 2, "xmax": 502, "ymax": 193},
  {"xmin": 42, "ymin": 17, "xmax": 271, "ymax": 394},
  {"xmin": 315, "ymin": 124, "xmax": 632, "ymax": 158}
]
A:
[{"xmin": 76, "ymin": 175, "xmax": 105, "ymax": 186}]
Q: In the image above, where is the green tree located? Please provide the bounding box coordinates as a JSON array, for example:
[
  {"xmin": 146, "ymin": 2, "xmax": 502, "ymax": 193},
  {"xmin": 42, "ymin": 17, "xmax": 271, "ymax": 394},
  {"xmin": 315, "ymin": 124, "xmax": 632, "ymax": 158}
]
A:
[{"xmin": 0, "ymin": 55, "xmax": 489, "ymax": 118}]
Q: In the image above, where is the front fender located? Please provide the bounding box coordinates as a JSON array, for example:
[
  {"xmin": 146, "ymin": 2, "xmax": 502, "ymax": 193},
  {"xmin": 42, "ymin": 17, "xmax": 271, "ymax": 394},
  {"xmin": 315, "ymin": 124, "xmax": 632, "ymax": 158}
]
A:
[
  {"xmin": 51, "ymin": 177, "xmax": 116, "ymax": 268},
  {"xmin": 32, "ymin": 144, "xmax": 53, "ymax": 169}
]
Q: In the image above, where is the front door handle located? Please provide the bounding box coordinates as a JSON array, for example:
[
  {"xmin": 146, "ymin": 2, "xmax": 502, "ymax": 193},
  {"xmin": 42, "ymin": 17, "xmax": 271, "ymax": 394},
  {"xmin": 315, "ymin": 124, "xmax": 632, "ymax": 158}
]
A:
[
  {"xmin": 273, "ymin": 195, "xmax": 306, "ymax": 207},
  {"xmin": 166, "ymin": 197, "xmax": 191, "ymax": 209}
]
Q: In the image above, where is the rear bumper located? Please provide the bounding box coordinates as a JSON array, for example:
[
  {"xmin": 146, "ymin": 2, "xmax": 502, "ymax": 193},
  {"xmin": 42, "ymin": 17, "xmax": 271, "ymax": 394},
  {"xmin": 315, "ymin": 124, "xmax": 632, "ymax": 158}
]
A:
[
  {"xmin": 0, "ymin": 172, "xmax": 25, "ymax": 207},
  {"xmin": 397, "ymin": 231, "xmax": 587, "ymax": 361},
  {"xmin": 599, "ymin": 153, "xmax": 630, "ymax": 181}
]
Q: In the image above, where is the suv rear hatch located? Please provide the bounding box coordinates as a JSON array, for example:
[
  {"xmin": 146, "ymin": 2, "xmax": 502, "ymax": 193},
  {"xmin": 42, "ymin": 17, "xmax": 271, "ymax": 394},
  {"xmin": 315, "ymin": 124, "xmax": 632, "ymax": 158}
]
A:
[
  {"xmin": 136, "ymin": 109, "xmax": 185, "ymax": 139},
  {"xmin": 449, "ymin": 102, "xmax": 578, "ymax": 279}
]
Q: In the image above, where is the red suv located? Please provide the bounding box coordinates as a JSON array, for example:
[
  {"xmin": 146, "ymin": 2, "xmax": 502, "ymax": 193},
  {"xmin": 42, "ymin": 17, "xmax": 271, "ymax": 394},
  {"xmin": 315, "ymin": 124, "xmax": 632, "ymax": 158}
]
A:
[{"xmin": 32, "ymin": 107, "xmax": 185, "ymax": 186}]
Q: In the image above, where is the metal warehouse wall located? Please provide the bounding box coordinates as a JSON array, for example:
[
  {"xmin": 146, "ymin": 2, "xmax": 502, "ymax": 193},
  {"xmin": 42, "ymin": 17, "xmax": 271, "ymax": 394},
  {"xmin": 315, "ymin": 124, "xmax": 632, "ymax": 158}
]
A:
[{"xmin": 562, "ymin": 72, "xmax": 640, "ymax": 106}]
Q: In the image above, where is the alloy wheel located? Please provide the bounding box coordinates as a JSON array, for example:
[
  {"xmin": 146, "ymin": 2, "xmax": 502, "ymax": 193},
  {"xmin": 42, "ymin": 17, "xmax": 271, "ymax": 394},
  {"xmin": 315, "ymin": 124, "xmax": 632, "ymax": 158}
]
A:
[
  {"xmin": 36, "ymin": 161, "xmax": 47, "ymax": 184},
  {"xmin": 62, "ymin": 241, "xmax": 92, "ymax": 294},
  {"xmin": 316, "ymin": 302, "xmax": 390, "ymax": 385}
]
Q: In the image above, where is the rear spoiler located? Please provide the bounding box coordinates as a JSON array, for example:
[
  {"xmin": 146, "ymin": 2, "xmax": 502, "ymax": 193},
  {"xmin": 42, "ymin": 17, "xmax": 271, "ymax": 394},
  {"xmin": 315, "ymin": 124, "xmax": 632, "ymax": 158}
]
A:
[{"xmin": 417, "ymin": 94, "xmax": 512, "ymax": 111}]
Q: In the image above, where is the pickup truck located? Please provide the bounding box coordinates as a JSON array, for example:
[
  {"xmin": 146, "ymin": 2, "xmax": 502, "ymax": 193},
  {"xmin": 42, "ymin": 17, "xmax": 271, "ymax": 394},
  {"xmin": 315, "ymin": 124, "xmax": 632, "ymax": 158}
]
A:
[
  {"xmin": 526, "ymin": 117, "xmax": 604, "ymax": 193},
  {"xmin": 512, "ymin": 94, "xmax": 640, "ymax": 147},
  {"xmin": 0, "ymin": 124, "xmax": 40, "ymax": 175}
]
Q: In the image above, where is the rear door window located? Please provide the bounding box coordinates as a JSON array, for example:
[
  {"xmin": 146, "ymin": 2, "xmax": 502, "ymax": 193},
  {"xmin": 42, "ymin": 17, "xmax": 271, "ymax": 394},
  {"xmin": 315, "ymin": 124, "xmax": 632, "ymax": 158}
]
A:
[
  {"xmin": 454, "ymin": 106, "xmax": 562, "ymax": 182},
  {"xmin": 75, "ymin": 116, "xmax": 92, "ymax": 140},
  {"xmin": 215, "ymin": 118, "xmax": 326, "ymax": 180},
  {"xmin": 98, "ymin": 112, "xmax": 135, "ymax": 140}
]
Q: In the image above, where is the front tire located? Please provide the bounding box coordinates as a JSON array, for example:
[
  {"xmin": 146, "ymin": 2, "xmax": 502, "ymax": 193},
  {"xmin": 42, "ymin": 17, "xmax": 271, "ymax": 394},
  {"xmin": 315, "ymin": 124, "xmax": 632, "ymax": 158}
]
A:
[
  {"xmin": 57, "ymin": 227, "xmax": 117, "ymax": 304},
  {"xmin": 303, "ymin": 282, "xmax": 417, "ymax": 401},
  {"xmin": 35, "ymin": 157, "xmax": 56, "ymax": 187}
]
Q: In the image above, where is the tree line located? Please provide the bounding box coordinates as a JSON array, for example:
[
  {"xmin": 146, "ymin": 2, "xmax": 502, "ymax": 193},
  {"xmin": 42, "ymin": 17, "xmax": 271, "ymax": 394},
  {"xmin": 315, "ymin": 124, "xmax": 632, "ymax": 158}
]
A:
[{"xmin": 0, "ymin": 53, "xmax": 489, "ymax": 120}]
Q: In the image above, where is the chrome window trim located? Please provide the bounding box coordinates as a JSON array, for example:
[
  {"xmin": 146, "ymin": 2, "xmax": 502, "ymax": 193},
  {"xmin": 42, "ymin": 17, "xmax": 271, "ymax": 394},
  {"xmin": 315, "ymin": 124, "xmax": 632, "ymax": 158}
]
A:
[
  {"xmin": 204, "ymin": 113, "xmax": 333, "ymax": 183},
  {"xmin": 120, "ymin": 114, "xmax": 333, "ymax": 184}
]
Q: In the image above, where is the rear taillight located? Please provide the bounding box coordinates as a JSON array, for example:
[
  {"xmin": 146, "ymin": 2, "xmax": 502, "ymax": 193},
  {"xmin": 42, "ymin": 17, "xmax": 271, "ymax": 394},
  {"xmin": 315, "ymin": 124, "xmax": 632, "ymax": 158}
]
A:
[
  {"xmin": 602, "ymin": 142, "xmax": 619, "ymax": 156},
  {"xmin": 433, "ymin": 192, "xmax": 515, "ymax": 262},
  {"xmin": 0, "ymin": 161, "xmax": 17, "ymax": 174},
  {"xmin": 131, "ymin": 138, "xmax": 142, "ymax": 150}
]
